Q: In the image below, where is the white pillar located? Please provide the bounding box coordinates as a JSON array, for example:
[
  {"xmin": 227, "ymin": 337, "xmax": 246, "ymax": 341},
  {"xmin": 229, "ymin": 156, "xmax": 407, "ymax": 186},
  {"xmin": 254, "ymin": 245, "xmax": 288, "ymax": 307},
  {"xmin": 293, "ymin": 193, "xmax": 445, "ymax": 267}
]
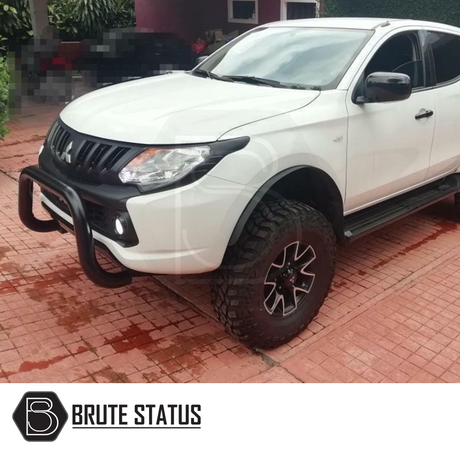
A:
[{"xmin": 28, "ymin": 0, "xmax": 49, "ymax": 37}]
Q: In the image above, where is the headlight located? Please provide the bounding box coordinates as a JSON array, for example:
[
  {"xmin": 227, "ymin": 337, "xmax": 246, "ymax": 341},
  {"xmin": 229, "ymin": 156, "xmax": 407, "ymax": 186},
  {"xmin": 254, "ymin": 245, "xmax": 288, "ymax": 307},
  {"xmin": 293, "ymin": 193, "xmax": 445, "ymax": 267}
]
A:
[{"xmin": 119, "ymin": 146, "xmax": 212, "ymax": 186}]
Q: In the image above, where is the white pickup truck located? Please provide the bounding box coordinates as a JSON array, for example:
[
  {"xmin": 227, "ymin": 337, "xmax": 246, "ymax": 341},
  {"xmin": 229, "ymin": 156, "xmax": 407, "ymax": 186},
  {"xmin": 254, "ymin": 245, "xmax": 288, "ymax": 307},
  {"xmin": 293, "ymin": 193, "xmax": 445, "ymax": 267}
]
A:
[{"xmin": 19, "ymin": 18, "xmax": 460, "ymax": 349}]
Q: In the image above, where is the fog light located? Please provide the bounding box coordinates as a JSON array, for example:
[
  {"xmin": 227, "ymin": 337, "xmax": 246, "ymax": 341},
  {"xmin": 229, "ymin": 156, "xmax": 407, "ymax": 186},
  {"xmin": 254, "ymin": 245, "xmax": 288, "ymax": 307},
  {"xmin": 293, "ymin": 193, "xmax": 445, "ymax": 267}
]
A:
[{"xmin": 114, "ymin": 216, "xmax": 126, "ymax": 236}]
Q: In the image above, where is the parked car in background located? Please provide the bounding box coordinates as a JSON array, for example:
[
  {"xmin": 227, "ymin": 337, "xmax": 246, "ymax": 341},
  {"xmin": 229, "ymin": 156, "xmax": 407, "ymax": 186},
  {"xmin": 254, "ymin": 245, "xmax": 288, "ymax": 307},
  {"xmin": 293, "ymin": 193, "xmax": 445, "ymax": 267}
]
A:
[
  {"xmin": 19, "ymin": 18, "xmax": 460, "ymax": 349},
  {"xmin": 82, "ymin": 28, "xmax": 192, "ymax": 86},
  {"xmin": 15, "ymin": 27, "xmax": 74, "ymax": 103}
]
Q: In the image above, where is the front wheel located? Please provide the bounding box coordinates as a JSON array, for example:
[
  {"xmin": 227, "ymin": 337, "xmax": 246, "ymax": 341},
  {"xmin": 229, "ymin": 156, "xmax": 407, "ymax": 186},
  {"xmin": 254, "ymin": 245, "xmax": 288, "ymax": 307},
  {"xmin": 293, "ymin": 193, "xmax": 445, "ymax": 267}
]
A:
[{"xmin": 212, "ymin": 200, "xmax": 337, "ymax": 349}]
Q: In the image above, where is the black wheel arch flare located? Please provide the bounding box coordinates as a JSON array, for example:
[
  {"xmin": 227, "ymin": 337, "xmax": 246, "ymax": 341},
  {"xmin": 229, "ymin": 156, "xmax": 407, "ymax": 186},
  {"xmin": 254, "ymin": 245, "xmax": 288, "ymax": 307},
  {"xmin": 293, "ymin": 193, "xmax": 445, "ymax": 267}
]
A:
[{"xmin": 228, "ymin": 166, "xmax": 345, "ymax": 247}]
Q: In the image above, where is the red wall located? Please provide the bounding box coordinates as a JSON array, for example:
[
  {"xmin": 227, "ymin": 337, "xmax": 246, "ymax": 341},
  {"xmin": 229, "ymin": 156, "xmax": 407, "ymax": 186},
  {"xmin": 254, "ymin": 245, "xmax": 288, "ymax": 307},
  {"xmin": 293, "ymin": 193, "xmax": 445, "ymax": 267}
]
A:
[
  {"xmin": 135, "ymin": 0, "xmax": 283, "ymax": 43},
  {"xmin": 135, "ymin": 0, "xmax": 203, "ymax": 43}
]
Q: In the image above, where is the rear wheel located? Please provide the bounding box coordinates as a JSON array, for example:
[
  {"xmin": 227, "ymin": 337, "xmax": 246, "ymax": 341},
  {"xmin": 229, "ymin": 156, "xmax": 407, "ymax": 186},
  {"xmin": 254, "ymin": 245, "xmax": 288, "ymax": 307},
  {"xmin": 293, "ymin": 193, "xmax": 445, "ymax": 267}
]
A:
[{"xmin": 212, "ymin": 200, "xmax": 336, "ymax": 349}]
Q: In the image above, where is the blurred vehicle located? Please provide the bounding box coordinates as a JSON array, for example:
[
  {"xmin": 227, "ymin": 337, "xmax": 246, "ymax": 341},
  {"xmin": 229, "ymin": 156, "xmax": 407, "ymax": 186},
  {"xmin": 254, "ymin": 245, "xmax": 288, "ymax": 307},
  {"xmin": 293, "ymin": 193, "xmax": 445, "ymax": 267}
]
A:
[
  {"xmin": 82, "ymin": 28, "xmax": 193, "ymax": 87},
  {"xmin": 15, "ymin": 27, "xmax": 74, "ymax": 103}
]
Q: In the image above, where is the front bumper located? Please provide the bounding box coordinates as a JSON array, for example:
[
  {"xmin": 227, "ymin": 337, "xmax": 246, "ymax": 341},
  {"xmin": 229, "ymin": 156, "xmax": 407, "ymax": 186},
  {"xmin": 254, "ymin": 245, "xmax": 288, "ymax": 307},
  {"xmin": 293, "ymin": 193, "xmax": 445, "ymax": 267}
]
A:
[
  {"xmin": 19, "ymin": 165, "xmax": 255, "ymax": 286},
  {"xmin": 19, "ymin": 166, "xmax": 133, "ymax": 288}
]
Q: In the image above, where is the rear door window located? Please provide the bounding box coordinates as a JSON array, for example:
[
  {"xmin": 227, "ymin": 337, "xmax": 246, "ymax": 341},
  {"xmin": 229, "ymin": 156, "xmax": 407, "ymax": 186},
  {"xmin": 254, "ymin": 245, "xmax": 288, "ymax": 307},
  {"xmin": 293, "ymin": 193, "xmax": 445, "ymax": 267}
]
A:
[{"xmin": 427, "ymin": 32, "xmax": 460, "ymax": 85}]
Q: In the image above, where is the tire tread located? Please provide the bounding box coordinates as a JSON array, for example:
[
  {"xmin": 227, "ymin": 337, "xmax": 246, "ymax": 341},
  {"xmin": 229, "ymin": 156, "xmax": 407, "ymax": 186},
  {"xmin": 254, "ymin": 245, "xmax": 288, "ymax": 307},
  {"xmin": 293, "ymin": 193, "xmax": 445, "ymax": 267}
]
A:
[{"xmin": 212, "ymin": 200, "xmax": 336, "ymax": 349}]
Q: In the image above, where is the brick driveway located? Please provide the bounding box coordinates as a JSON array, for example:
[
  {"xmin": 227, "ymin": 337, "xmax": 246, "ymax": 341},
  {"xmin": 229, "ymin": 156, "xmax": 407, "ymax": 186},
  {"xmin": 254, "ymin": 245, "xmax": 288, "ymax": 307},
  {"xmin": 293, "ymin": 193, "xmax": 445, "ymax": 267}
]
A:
[{"xmin": 1, "ymin": 96, "xmax": 460, "ymax": 383}]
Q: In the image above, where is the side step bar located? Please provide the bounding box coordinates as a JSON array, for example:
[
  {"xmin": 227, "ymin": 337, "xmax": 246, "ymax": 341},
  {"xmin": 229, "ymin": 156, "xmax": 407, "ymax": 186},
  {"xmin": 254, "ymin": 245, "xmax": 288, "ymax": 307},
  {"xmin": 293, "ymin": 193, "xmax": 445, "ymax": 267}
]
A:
[{"xmin": 344, "ymin": 174, "xmax": 460, "ymax": 242}]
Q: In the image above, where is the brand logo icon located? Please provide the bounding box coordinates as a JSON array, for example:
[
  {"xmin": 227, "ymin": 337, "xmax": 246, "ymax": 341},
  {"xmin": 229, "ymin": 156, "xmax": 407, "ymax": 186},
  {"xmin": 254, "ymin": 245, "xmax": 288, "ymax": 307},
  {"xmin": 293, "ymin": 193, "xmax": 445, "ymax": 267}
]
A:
[
  {"xmin": 58, "ymin": 141, "xmax": 73, "ymax": 164},
  {"xmin": 13, "ymin": 392, "xmax": 68, "ymax": 442}
]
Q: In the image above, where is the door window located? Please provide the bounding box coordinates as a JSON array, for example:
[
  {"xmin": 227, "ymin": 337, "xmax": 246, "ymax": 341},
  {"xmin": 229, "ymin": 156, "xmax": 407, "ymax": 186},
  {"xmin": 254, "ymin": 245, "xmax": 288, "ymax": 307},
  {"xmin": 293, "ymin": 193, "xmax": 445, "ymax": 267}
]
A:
[
  {"xmin": 427, "ymin": 32, "xmax": 460, "ymax": 85},
  {"xmin": 364, "ymin": 33, "xmax": 424, "ymax": 89}
]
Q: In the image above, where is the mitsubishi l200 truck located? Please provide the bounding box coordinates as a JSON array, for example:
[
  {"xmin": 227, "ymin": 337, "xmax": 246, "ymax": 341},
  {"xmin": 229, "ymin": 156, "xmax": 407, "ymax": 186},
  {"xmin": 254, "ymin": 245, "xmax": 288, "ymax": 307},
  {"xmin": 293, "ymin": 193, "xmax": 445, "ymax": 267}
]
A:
[{"xmin": 19, "ymin": 18, "xmax": 460, "ymax": 348}]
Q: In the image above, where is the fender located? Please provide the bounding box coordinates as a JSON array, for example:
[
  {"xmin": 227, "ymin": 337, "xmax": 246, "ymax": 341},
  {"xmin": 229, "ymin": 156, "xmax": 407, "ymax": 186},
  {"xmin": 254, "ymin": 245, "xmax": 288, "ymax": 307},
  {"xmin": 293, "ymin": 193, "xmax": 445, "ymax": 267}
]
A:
[{"xmin": 228, "ymin": 166, "xmax": 345, "ymax": 246}]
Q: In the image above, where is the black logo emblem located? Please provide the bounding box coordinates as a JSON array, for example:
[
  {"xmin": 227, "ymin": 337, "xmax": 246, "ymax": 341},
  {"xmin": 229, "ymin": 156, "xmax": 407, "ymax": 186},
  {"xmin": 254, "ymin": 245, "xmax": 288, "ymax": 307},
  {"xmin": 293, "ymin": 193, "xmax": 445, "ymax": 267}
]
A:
[{"xmin": 13, "ymin": 392, "xmax": 68, "ymax": 442}]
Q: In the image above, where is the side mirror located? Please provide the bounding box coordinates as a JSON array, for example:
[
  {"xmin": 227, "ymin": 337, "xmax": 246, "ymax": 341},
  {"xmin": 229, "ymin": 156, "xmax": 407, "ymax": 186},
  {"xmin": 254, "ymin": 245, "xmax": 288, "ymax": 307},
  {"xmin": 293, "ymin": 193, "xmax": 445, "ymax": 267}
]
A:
[
  {"xmin": 357, "ymin": 72, "xmax": 412, "ymax": 104},
  {"xmin": 195, "ymin": 55, "xmax": 209, "ymax": 66}
]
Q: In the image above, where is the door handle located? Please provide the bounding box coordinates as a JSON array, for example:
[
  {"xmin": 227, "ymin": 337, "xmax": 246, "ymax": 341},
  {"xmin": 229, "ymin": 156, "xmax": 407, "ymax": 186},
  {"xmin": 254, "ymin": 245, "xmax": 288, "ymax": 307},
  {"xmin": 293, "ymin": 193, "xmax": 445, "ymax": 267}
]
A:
[{"xmin": 415, "ymin": 109, "xmax": 434, "ymax": 120}]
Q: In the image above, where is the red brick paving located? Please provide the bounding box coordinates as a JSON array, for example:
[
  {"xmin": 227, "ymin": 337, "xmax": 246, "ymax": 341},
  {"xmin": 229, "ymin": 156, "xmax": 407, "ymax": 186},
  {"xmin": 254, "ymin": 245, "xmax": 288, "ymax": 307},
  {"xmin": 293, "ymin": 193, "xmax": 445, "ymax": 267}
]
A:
[{"xmin": 1, "ymin": 95, "xmax": 460, "ymax": 382}]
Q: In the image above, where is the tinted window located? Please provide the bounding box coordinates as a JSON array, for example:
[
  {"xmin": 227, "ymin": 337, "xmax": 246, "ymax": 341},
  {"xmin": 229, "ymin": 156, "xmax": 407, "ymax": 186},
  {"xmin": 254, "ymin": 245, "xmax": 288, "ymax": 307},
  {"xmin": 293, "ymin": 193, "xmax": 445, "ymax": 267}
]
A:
[
  {"xmin": 232, "ymin": 1, "xmax": 256, "ymax": 20},
  {"xmin": 286, "ymin": 2, "xmax": 316, "ymax": 20},
  {"xmin": 428, "ymin": 32, "xmax": 460, "ymax": 84},
  {"xmin": 198, "ymin": 27, "xmax": 373, "ymax": 90},
  {"xmin": 365, "ymin": 33, "xmax": 424, "ymax": 88}
]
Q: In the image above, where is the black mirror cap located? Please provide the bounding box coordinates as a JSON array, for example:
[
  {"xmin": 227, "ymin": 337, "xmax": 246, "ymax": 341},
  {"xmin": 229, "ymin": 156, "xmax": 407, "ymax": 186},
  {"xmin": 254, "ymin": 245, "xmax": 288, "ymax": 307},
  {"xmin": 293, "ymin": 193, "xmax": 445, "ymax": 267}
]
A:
[
  {"xmin": 360, "ymin": 72, "xmax": 412, "ymax": 104},
  {"xmin": 195, "ymin": 55, "xmax": 209, "ymax": 66}
]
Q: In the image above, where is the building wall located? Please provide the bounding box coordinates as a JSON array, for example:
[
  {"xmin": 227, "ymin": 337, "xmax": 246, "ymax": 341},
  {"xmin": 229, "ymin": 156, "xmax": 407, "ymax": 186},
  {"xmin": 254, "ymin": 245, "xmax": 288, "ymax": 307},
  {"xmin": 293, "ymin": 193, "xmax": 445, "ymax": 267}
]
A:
[
  {"xmin": 135, "ymin": 0, "xmax": 201, "ymax": 43},
  {"xmin": 135, "ymin": 0, "xmax": 323, "ymax": 43},
  {"xmin": 202, "ymin": 0, "xmax": 281, "ymax": 35}
]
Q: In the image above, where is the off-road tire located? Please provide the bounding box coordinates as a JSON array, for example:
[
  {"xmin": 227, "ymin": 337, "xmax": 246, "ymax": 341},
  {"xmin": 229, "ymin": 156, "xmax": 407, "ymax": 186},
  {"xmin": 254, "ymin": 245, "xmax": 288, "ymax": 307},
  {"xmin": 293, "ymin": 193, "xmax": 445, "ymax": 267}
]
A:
[{"xmin": 212, "ymin": 200, "xmax": 337, "ymax": 349}]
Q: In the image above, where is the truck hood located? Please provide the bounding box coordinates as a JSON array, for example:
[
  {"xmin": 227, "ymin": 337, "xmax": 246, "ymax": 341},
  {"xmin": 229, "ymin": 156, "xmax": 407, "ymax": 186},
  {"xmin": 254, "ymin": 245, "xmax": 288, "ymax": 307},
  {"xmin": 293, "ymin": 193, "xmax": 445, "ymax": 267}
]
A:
[{"xmin": 60, "ymin": 73, "xmax": 320, "ymax": 145}]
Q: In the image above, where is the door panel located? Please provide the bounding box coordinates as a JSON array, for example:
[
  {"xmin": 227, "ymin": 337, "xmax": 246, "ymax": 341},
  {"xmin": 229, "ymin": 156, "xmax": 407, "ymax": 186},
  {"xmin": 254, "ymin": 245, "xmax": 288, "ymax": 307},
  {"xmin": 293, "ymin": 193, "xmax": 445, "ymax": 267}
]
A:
[
  {"xmin": 345, "ymin": 31, "xmax": 435, "ymax": 213},
  {"xmin": 425, "ymin": 31, "xmax": 460, "ymax": 179},
  {"xmin": 428, "ymin": 82, "xmax": 460, "ymax": 178},
  {"xmin": 346, "ymin": 91, "xmax": 436, "ymax": 212}
]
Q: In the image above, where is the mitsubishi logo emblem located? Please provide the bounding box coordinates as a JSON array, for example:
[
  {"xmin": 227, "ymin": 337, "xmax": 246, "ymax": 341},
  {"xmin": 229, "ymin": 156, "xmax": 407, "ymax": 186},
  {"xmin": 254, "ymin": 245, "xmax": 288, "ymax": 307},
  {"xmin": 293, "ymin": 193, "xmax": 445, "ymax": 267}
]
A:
[{"xmin": 58, "ymin": 141, "xmax": 73, "ymax": 164}]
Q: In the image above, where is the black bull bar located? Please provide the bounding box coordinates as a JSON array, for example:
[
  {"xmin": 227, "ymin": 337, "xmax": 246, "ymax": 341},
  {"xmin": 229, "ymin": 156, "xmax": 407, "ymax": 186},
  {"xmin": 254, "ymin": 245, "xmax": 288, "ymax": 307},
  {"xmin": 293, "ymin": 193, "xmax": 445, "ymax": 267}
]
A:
[{"xmin": 18, "ymin": 166, "xmax": 133, "ymax": 288}]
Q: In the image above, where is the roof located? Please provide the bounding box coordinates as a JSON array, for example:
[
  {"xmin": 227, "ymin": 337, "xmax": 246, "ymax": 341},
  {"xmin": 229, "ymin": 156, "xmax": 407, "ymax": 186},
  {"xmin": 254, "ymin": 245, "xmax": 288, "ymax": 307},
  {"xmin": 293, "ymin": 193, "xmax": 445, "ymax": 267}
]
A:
[{"xmin": 266, "ymin": 17, "xmax": 459, "ymax": 32}]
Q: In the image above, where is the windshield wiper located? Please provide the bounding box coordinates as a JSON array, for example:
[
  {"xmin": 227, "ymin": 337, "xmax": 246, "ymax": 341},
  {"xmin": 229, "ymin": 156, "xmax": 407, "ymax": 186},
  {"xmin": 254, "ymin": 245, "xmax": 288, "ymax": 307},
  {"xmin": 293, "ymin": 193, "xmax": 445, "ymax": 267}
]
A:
[
  {"xmin": 226, "ymin": 75, "xmax": 283, "ymax": 87},
  {"xmin": 192, "ymin": 69, "xmax": 234, "ymax": 82},
  {"xmin": 226, "ymin": 75, "xmax": 313, "ymax": 90}
]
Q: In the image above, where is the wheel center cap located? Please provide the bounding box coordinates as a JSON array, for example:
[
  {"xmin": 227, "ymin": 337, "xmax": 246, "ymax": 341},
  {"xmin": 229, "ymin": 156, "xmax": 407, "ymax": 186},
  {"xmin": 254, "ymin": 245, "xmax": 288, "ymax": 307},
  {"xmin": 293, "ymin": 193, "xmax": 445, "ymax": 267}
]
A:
[{"xmin": 283, "ymin": 271, "xmax": 297, "ymax": 287}]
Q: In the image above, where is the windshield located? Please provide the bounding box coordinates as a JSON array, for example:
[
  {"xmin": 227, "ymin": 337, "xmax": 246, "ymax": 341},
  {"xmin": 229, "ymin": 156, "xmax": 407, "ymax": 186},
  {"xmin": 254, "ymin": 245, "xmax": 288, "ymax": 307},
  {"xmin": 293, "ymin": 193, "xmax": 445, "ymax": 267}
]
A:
[{"xmin": 196, "ymin": 27, "xmax": 373, "ymax": 90}]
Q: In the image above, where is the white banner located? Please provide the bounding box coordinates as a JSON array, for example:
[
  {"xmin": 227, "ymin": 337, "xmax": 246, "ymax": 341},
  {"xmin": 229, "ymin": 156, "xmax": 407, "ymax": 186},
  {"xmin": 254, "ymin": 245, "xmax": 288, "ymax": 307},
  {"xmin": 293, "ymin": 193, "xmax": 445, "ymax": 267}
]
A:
[{"xmin": 0, "ymin": 384, "xmax": 458, "ymax": 459}]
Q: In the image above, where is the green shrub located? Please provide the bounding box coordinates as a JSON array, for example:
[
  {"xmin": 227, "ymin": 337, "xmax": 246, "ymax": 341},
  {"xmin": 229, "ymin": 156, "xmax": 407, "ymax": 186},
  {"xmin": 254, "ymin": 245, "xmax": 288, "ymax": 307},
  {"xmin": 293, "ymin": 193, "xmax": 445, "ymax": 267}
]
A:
[
  {"xmin": 74, "ymin": 0, "xmax": 114, "ymax": 38},
  {"xmin": 0, "ymin": 0, "xmax": 33, "ymax": 41},
  {"xmin": 1, "ymin": 0, "xmax": 136, "ymax": 43},
  {"xmin": 48, "ymin": 0, "xmax": 80, "ymax": 40},
  {"xmin": 0, "ymin": 36, "xmax": 9, "ymax": 140},
  {"xmin": 325, "ymin": 0, "xmax": 460, "ymax": 28},
  {"xmin": 109, "ymin": 0, "xmax": 136, "ymax": 30},
  {"xmin": 49, "ymin": 0, "xmax": 136, "ymax": 40}
]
